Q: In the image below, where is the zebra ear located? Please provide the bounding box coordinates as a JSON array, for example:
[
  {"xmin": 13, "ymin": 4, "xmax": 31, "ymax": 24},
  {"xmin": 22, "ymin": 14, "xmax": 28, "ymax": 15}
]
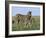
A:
[{"xmin": 27, "ymin": 11, "xmax": 32, "ymax": 15}]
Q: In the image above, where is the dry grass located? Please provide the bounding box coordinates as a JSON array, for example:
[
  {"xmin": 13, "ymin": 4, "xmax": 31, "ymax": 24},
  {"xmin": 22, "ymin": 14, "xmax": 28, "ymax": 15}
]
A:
[{"xmin": 12, "ymin": 16, "xmax": 40, "ymax": 31}]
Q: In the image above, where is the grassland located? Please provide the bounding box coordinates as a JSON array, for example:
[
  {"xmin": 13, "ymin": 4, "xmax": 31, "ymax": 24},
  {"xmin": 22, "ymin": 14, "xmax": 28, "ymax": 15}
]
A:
[{"xmin": 12, "ymin": 16, "xmax": 40, "ymax": 31}]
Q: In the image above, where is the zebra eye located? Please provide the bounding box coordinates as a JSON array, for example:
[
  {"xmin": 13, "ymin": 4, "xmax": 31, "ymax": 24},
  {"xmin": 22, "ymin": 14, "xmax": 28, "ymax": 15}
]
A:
[
  {"xmin": 30, "ymin": 16, "xmax": 31, "ymax": 17},
  {"xmin": 12, "ymin": 20, "xmax": 14, "ymax": 24}
]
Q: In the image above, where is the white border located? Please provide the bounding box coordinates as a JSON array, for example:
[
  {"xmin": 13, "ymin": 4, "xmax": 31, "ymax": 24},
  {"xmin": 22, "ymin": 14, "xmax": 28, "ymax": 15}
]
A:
[{"xmin": 9, "ymin": 4, "xmax": 43, "ymax": 35}]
